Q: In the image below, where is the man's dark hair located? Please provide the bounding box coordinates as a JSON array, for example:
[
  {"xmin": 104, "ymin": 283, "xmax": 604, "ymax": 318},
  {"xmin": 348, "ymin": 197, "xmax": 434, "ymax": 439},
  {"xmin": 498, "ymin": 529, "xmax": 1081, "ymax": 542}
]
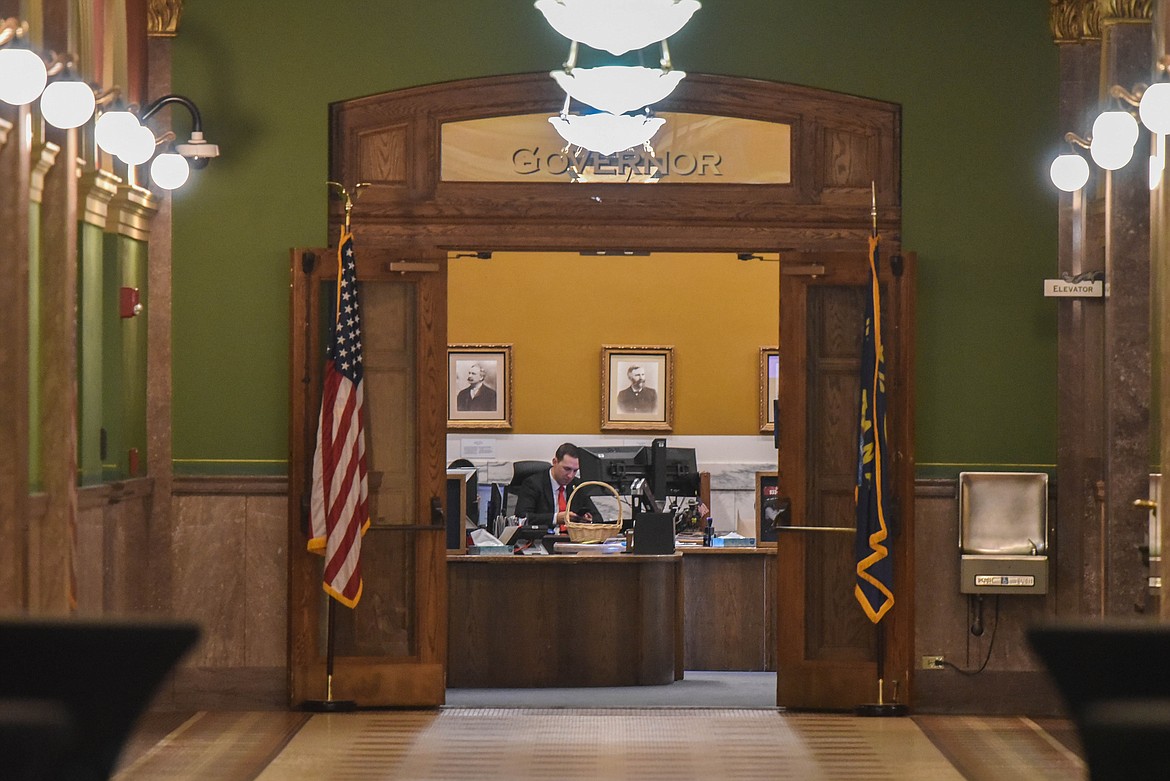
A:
[{"xmin": 555, "ymin": 442, "xmax": 580, "ymax": 461}]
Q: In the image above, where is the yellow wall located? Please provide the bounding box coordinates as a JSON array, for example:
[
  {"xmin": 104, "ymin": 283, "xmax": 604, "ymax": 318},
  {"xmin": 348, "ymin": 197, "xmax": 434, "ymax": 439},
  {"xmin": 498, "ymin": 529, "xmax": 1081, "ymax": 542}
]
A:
[{"xmin": 448, "ymin": 252, "xmax": 779, "ymax": 435}]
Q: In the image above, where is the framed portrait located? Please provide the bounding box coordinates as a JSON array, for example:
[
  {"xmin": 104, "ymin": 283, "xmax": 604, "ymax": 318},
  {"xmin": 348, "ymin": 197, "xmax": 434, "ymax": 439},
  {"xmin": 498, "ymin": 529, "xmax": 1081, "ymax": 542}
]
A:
[
  {"xmin": 447, "ymin": 344, "xmax": 512, "ymax": 430},
  {"xmin": 755, "ymin": 471, "xmax": 783, "ymax": 547},
  {"xmin": 601, "ymin": 345, "xmax": 674, "ymax": 431},
  {"xmin": 759, "ymin": 347, "xmax": 779, "ymax": 433}
]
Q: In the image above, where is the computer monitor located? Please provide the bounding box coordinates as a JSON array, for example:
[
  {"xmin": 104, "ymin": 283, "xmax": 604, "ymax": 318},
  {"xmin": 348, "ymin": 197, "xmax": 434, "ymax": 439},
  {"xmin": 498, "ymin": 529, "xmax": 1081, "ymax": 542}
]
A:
[
  {"xmin": 636, "ymin": 439, "xmax": 700, "ymax": 499},
  {"xmin": 576, "ymin": 445, "xmax": 645, "ymax": 495},
  {"xmin": 577, "ymin": 439, "xmax": 700, "ymax": 507}
]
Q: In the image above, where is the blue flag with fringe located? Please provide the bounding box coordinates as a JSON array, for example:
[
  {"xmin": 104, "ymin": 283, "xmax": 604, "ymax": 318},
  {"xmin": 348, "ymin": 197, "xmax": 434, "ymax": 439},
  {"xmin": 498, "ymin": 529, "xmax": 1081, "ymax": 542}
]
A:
[{"xmin": 854, "ymin": 234, "xmax": 895, "ymax": 623}]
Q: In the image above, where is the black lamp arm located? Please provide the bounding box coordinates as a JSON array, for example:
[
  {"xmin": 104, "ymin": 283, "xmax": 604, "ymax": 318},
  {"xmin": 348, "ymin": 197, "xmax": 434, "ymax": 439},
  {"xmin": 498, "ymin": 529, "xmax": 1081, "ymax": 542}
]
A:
[{"xmin": 139, "ymin": 93, "xmax": 203, "ymax": 133}]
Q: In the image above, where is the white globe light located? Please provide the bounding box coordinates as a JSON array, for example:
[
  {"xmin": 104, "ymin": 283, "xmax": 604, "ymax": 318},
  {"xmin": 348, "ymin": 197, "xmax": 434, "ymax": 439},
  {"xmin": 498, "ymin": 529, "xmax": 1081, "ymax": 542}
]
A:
[
  {"xmin": 1140, "ymin": 83, "xmax": 1170, "ymax": 135},
  {"xmin": 1090, "ymin": 134, "xmax": 1135, "ymax": 170},
  {"xmin": 535, "ymin": 0, "xmax": 701, "ymax": 55},
  {"xmin": 1050, "ymin": 153, "xmax": 1090, "ymax": 192},
  {"xmin": 0, "ymin": 47, "xmax": 48, "ymax": 106},
  {"xmin": 548, "ymin": 112, "xmax": 665, "ymax": 155},
  {"xmin": 95, "ymin": 109, "xmax": 141, "ymax": 156},
  {"xmin": 149, "ymin": 152, "xmax": 190, "ymax": 190},
  {"xmin": 551, "ymin": 67, "xmax": 686, "ymax": 116},
  {"xmin": 1090, "ymin": 110, "xmax": 1137, "ymax": 156},
  {"xmin": 39, "ymin": 79, "xmax": 96, "ymax": 129},
  {"xmin": 116, "ymin": 123, "xmax": 157, "ymax": 166}
]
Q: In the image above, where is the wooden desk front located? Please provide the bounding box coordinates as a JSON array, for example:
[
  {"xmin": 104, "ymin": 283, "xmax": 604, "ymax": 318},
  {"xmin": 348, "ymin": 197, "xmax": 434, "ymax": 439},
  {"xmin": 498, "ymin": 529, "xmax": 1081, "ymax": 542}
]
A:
[
  {"xmin": 448, "ymin": 554, "xmax": 680, "ymax": 688},
  {"xmin": 679, "ymin": 548, "xmax": 777, "ymax": 671}
]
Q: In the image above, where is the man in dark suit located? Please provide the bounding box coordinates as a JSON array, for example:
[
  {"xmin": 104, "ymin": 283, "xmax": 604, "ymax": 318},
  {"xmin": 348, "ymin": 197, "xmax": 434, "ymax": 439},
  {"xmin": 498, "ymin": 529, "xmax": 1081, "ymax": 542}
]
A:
[
  {"xmin": 456, "ymin": 362, "xmax": 497, "ymax": 412},
  {"xmin": 514, "ymin": 442, "xmax": 602, "ymax": 529},
  {"xmin": 616, "ymin": 364, "xmax": 657, "ymax": 413}
]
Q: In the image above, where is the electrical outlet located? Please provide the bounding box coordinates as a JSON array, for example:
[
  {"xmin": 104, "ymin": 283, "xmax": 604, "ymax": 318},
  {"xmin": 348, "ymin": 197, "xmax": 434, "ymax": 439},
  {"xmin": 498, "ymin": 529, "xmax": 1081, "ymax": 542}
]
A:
[{"xmin": 920, "ymin": 655, "xmax": 945, "ymax": 670}]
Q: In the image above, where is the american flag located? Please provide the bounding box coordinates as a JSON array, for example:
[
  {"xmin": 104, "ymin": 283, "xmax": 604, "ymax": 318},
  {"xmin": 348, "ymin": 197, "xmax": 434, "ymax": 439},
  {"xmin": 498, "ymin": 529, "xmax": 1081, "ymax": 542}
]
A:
[{"xmin": 308, "ymin": 232, "xmax": 370, "ymax": 608}]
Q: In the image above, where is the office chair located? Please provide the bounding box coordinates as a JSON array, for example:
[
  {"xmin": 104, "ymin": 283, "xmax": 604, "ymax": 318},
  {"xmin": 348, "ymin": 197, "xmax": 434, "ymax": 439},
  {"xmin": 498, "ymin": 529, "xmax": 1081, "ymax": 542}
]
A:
[{"xmin": 503, "ymin": 459, "xmax": 550, "ymax": 517}]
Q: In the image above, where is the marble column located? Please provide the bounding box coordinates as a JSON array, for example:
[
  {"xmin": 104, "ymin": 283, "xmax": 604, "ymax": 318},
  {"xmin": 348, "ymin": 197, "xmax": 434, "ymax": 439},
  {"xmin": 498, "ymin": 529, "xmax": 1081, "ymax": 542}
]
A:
[{"xmin": 1100, "ymin": 18, "xmax": 1152, "ymax": 616}]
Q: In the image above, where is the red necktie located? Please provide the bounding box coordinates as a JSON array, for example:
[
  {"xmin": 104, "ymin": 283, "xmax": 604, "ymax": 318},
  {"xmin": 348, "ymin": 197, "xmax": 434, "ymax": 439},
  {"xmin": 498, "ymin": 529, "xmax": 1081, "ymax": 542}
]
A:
[{"xmin": 558, "ymin": 485, "xmax": 567, "ymax": 513}]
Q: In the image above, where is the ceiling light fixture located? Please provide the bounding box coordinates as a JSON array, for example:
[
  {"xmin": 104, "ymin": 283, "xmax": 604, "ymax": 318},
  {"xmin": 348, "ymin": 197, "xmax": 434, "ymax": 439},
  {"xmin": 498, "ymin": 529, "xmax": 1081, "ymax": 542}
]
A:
[{"xmin": 537, "ymin": 0, "xmax": 700, "ymax": 163}]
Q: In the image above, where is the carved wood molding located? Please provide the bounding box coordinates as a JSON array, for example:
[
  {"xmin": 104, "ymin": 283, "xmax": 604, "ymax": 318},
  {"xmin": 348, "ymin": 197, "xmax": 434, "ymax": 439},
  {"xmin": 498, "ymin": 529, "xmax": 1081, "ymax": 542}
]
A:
[
  {"xmin": 77, "ymin": 169, "xmax": 122, "ymax": 228},
  {"xmin": 147, "ymin": 0, "xmax": 183, "ymax": 38},
  {"xmin": 106, "ymin": 184, "xmax": 160, "ymax": 241},
  {"xmin": 29, "ymin": 142, "xmax": 61, "ymax": 205},
  {"xmin": 1051, "ymin": 0, "xmax": 1151, "ymax": 43}
]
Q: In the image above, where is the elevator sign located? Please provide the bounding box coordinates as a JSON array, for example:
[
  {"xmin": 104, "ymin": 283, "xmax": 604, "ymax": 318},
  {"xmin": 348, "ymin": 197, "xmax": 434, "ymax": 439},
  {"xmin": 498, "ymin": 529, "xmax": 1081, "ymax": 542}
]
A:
[{"xmin": 1043, "ymin": 279, "xmax": 1103, "ymax": 297}]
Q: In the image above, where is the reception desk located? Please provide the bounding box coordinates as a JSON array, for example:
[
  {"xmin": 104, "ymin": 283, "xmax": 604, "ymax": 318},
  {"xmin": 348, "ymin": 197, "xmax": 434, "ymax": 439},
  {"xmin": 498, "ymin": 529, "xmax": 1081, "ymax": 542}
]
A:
[
  {"xmin": 448, "ymin": 554, "xmax": 681, "ymax": 687},
  {"xmin": 448, "ymin": 547, "xmax": 777, "ymax": 687},
  {"xmin": 680, "ymin": 548, "xmax": 777, "ymax": 671}
]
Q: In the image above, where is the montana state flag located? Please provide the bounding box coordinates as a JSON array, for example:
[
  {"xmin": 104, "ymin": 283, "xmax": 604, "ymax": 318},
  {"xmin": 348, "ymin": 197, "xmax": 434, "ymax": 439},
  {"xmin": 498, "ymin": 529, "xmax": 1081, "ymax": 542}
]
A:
[{"xmin": 854, "ymin": 234, "xmax": 895, "ymax": 623}]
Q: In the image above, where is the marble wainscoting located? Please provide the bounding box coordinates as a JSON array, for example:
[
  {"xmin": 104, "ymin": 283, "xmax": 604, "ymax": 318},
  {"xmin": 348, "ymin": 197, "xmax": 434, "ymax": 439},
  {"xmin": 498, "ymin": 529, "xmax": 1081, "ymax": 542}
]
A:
[{"xmin": 446, "ymin": 433, "xmax": 778, "ymax": 538}]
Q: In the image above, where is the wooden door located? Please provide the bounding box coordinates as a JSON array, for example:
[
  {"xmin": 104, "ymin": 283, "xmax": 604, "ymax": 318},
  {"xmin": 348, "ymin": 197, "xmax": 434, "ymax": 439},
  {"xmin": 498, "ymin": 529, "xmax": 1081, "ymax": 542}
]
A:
[
  {"xmin": 288, "ymin": 246, "xmax": 448, "ymax": 707},
  {"xmin": 776, "ymin": 250, "xmax": 916, "ymax": 709}
]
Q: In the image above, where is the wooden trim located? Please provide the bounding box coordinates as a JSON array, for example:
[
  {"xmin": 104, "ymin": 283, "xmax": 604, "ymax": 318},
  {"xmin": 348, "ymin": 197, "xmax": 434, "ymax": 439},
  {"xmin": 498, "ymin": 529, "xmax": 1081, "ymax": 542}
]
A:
[
  {"xmin": 330, "ymin": 73, "xmax": 901, "ymax": 256},
  {"xmin": 172, "ymin": 475, "xmax": 288, "ymax": 496}
]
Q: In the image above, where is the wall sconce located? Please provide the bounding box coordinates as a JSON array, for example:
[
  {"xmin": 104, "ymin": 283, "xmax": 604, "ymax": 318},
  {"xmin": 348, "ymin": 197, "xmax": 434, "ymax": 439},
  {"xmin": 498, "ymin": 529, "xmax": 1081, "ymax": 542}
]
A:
[
  {"xmin": 536, "ymin": 0, "xmax": 700, "ymax": 159},
  {"xmin": 95, "ymin": 93, "xmax": 218, "ymax": 190},
  {"xmin": 1049, "ymin": 72, "xmax": 1170, "ymax": 192},
  {"xmin": 1050, "ymin": 134, "xmax": 1092, "ymax": 193},
  {"xmin": 1, "ymin": 17, "xmax": 217, "ymax": 191},
  {"xmin": 0, "ymin": 18, "xmax": 46, "ymax": 105}
]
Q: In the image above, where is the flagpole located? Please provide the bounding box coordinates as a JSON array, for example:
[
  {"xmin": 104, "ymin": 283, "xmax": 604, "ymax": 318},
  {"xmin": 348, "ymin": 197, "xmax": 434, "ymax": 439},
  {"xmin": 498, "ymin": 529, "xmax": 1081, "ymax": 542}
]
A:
[
  {"xmin": 855, "ymin": 181, "xmax": 907, "ymax": 718},
  {"xmin": 302, "ymin": 597, "xmax": 356, "ymax": 712}
]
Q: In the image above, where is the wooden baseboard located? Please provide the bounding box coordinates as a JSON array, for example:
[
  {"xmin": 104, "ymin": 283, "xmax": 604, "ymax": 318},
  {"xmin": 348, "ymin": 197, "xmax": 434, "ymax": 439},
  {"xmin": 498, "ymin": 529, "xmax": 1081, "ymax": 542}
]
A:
[{"xmin": 913, "ymin": 670, "xmax": 1065, "ymax": 716}]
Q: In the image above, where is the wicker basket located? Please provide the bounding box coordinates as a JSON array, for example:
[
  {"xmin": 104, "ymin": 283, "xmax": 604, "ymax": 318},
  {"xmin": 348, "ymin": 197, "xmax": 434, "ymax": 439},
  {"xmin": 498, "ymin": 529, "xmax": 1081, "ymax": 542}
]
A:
[{"xmin": 565, "ymin": 481, "xmax": 623, "ymax": 543}]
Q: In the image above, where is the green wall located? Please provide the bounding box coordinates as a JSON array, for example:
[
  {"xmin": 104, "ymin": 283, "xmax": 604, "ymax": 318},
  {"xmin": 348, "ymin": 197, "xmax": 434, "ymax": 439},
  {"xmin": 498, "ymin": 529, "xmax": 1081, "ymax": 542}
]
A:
[{"xmin": 171, "ymin": 1, "xmax": 1059, "ymax": 476}]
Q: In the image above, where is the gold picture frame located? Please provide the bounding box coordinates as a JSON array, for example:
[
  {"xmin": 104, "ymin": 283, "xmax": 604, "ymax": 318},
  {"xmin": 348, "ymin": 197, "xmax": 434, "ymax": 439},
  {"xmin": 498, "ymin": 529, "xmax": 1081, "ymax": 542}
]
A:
[
  {"xmin": 601, "ymin": 345, "xmax": 674, "ymax": 431},
  {"xmin": 759, "ymin": 346, "xmax": 779, "ymax": 433},
  {"xmin": 447, "ymin": 344, "xmax": 512, "ymax": 430}
]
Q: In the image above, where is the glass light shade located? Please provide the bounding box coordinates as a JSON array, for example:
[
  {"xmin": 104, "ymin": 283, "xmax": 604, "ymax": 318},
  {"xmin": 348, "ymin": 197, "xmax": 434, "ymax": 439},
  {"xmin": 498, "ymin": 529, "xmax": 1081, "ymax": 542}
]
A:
[
  {"xmin": 0, "ymin": 47, "xmax": 48, "ymax": 106},
  {"xmin": 551, "ymin": 67, "xmax": 685, "ymax": 116},
  {"xmin": 535, "ymin": 0, "xmax": 701, "ymax": 55},
  {"xmin": 116, "ymin": 123, "xmax": 157, "ymax": 165},
  {"xmin": 1140, "ymin": 83, "xmax": 1170, "ymax": 135},
  {"xmin": 1090, "ymin": 109, "xmax": 1137, "ymax": 154},
  {"xmin": 1050, "ymin": 153, "xmax": 1090, "ymax": 192},
  {"xmin": 95, "ymin": 109, "xmax": 141, "ymax": 156},
  {"xmin": 548, "ymin": 113, "xmax": 665, "ymax": 155},
  {"xmin": 39, "ymin": 79, "xmax": 96, "ymax": 129},
  {"xmin": 1089, "ymin": 134, "xmax": 1135, "ymax": 170},
  {"xmin": 150, "ymin": 151, "xmax": 190, "ymax": 190}
]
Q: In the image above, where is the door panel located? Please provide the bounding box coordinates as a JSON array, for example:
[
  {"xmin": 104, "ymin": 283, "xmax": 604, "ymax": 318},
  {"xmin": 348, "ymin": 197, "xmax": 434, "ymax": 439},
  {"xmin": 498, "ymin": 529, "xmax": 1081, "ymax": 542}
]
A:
[
  {"xmin": 776, "ymin": 251, "xmax": 915, "ymax": 709},
  {"xmin": 289, "ymin": 246, "xmax": 447, "ymax": 707}
]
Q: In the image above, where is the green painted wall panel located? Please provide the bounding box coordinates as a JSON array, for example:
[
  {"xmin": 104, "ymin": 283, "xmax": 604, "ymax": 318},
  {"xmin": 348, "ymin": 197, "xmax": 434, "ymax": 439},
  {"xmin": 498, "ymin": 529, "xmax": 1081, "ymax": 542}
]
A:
[
  {"xmin": 171, "ymin": 1, "xmax": 1059, "ymax": 476},
  {"xmin": 78, "ymin": 222, "xmax": 104, "ymax": 485}
]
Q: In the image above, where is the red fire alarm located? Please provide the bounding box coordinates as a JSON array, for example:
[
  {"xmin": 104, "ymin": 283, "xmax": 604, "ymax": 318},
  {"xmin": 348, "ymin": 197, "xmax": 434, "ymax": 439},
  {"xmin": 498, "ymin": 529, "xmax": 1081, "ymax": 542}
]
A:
[{"xmin": 120, "ymin": 287, "xmax": 142, "ymax": 318}]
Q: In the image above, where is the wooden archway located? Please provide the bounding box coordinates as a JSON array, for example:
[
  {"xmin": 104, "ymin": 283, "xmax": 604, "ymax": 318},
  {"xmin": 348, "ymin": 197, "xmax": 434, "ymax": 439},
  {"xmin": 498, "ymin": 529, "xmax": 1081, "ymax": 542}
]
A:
[{"xmin": 290, "ymin": 72, "xmax": 912, "ymax": 709}]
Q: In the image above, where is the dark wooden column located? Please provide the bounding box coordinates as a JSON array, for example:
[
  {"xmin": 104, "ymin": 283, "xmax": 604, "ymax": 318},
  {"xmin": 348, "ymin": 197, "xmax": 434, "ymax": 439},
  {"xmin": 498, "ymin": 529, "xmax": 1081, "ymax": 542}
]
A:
[
  {"xmin": 0, "ymin": 97, "xmax": 32, "ymax": 609},
  {"xmin": 34, "ymin": 0, "xmax": 83, "ymax": 613},
  {"xmin": 1155, "ymin": 2, "xmax": 1170, "ymax": 622},
  {"xmin": 144, "ymin": 6, "xmax": 179, "ymax": 615}
]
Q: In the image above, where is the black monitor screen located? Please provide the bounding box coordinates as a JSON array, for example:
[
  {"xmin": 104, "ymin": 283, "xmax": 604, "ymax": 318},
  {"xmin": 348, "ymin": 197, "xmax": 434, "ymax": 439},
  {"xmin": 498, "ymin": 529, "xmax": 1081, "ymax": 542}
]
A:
[
  {"xmin": 576, "ymin": 445, "xmax": 646, "ymax": 494},
  {"xmin": 636, "ymin": 444, "xmax": 700, "ymax": 498},
  {"xmin": 577, "ymin": 442, "xmax": 699, "ymax": 499}
]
